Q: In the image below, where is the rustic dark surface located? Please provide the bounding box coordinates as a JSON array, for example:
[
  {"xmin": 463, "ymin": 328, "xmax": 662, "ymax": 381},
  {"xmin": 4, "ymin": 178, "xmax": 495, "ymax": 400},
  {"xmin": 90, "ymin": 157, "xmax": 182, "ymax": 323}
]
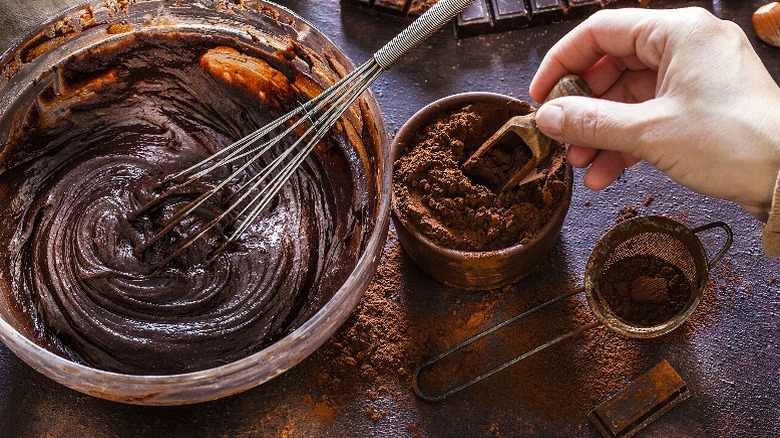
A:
[{"xmin": 1, "ymin": 0, "xmax": 779, "ymax": 437}]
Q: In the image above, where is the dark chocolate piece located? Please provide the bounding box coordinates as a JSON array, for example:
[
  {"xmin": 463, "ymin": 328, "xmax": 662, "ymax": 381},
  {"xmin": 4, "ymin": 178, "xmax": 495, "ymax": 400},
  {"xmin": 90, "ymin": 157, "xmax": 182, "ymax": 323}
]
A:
[
  {"xmin": 341, "ymin": 0, "xmax": 650, "ymax": 37},
  {"xmin": 589, "ymin": 360, "xmax": 690, "ymax": 438},
  {"xmin": 341, "ymin": 0, "xmax": 374, "ymax": 8},
  {"xmin": 490, "ymin": 0, "xmax": 530, "ymax": 32},
  {"xmin": 567, "ymin": 0, "xmax": 603, "ymax": 17},
  {"xmin": 455, "ymin": 0, "xmax": 492, "ymax": 38},
  {"xmin": 529, "ymin": 0, "xmax": 567, "ymax": 23}
]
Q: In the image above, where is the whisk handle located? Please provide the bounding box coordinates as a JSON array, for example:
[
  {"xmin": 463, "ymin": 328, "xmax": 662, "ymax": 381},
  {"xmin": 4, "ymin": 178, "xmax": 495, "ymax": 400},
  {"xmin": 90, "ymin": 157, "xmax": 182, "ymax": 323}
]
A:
[{"xmin": 373, "ymin": 0, "xmax": 476, "ymax": 69}]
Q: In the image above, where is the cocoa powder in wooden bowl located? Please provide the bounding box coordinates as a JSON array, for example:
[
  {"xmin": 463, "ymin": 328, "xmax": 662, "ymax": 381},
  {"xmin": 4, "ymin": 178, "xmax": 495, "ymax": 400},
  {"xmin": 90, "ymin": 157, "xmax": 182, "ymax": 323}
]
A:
[{"xmin": 391, "ymin": 93, "xmax": 573, "ymax": 290}]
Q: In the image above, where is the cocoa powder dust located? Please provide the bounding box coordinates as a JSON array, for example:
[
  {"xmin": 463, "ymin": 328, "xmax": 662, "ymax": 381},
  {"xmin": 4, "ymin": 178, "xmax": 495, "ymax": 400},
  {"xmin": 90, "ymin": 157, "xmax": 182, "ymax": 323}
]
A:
[
  {"xmin": 393, "ymin": 102, "xmax": 567, "ymax": 252},
  {"xmin": 599, "ymin": 255, "xmax": 693, "ymax": 327}
]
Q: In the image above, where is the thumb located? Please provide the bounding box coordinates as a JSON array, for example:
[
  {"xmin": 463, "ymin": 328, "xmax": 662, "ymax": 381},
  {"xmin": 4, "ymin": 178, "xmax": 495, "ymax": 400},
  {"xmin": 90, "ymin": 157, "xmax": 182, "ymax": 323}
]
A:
[{"xmin": 535, "ymin": 96, "xmax": 649, "ymax": 153}]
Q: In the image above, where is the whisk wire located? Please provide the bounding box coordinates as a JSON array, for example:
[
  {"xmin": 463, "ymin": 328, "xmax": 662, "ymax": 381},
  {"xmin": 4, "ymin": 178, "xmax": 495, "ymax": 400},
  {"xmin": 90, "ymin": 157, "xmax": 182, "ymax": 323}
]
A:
[
  {"xmin": 217, "ymin": 62, "xmax": 385, "ymax": 247},
  {"xmin": 162, "ymin": 61, "xmax": 372, "ymax": 189},
  {"xmin": 147, "ymin": 61, "xmax": 384, "ymax": 266}
]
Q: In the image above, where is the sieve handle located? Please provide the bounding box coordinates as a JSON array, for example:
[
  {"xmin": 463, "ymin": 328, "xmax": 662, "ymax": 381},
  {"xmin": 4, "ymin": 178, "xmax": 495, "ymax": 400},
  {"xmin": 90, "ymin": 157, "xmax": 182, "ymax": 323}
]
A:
[
  {"xmin": 691, "ymin": 221, "xmax": 733, "ymax": 269},
  {"xmin": 412, "ymin": 286, "xmax": 600, "ymax": 402}
]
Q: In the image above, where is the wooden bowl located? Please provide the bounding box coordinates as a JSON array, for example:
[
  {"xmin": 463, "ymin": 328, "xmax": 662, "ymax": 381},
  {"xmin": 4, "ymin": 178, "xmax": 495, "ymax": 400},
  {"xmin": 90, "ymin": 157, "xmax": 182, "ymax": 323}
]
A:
[{"xmin": 391, "ymin": 92, "xmax": 573, "ymax": 290}]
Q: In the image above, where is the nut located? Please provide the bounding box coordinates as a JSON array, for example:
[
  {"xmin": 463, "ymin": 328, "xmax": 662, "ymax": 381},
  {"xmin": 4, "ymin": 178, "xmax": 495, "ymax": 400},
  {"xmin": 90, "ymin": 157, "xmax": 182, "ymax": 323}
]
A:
[{"xmin": 753, "ymin": 2, "xmax": 780, "ymax": 47}]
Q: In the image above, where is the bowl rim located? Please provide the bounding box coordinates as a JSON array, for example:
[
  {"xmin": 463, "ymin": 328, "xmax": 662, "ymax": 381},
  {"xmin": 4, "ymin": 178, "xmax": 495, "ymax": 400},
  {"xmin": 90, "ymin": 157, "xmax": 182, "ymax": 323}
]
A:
[
  {"xmin": 0, "ymin": 0, "xmax": 392, "ymax": 405},
  {"xmin": 390, "ymin": 91, "xmax": 571, "ymax": 260}
]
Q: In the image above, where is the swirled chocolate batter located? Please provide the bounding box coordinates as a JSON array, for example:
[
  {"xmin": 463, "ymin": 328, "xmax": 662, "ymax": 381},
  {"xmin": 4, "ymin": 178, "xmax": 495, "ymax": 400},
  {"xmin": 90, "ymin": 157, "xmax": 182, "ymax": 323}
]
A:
[{"xmin": 0, "ymin": 31, "xmax": 374, "ymax": 374}]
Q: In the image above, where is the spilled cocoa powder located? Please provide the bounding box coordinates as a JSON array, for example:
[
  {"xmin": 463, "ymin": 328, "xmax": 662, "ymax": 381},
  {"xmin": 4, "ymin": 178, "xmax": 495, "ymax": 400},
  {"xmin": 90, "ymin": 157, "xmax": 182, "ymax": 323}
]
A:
[
  {"xmin": 393, "ymin": 102, "xmax": 567, "ymax": 252},
  {"xmin": 316, "ymin": 235, "xmax": 416, "ymax": 384},
  {"xmin": 617, "ymin": 205, "xmax": 639, "ymax": 222},
  {"xmin": 599, "ymin": 255, "xmax": 693, "ymax": 327},
  {"xmin": 310, "ymin": 229, "xmax": 419, "ymax": 422}
]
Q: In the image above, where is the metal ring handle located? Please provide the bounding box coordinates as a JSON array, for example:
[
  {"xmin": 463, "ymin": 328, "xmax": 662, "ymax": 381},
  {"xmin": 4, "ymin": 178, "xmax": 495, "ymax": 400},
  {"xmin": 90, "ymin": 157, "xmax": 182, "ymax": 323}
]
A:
[
  {"xmin": 373, "ymin": 0, "xmax": 476, "ymax": 69},
  {"xmin": 412, "ymin": 286, "xmax": 598, "ymax": 402},
  {"xmin": 691, "ymin": 221, "xmax": 733, "ymax": 269}
]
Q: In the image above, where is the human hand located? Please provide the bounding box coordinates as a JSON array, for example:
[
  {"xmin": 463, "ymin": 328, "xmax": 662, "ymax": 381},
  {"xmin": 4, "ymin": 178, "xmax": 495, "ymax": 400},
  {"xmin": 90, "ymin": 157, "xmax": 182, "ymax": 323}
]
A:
[{"xmin": 530, "ymin": 7, "xmax": 780, "ymax": 221}]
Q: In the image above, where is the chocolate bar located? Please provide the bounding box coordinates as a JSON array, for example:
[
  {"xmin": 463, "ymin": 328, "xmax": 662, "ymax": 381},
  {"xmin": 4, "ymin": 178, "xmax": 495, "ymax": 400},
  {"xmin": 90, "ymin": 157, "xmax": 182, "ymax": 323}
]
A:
[
  {"xmin": 589, "ymin": 360, "xmax": 690, "ymax": 438},
  {"xmin": 340, "ymin": 0, "xmax": 652, "ymax": 37},
  {"xmin": 529, "ymin": 0, "xmax": 567, "ymax": 22},
  {"xmin": 455, "ymin": 0, "xmax": 493, "ymax": 37},
  {"xmin": 567, "ymin": 0, "xmax": 602, "ymax": 17},
  {"xmin": 490, "ymin": 0, "xmax": 531, "ymax": 32}
]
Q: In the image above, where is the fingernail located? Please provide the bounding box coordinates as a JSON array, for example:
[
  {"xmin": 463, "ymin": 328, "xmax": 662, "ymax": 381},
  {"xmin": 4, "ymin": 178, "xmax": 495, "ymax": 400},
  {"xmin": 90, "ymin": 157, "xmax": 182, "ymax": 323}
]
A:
[{"xmin": 536, "ymin": 104, "xmax": 564, "ymax": 137}]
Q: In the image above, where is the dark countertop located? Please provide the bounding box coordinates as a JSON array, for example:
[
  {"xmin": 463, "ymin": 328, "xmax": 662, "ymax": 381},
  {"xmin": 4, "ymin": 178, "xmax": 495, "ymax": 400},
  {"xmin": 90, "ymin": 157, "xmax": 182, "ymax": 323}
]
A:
[{"xmin": 1, "ymin": 1, "xmax": 779, "ymax": 437}]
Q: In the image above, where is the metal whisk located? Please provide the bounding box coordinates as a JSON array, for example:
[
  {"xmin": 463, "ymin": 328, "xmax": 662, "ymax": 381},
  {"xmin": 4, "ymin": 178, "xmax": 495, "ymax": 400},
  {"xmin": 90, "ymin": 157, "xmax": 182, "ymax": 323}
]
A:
[{"xmin": 131, "ymin": 0, "xmax": 476, "ymax": 266}]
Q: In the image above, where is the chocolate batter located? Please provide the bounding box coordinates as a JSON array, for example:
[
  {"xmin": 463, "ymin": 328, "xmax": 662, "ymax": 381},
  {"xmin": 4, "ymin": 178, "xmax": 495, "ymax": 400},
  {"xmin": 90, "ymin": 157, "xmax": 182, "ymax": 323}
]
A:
[{"xmin": 0, "ymin": 30, "xmax": 374, "ymax": 374}]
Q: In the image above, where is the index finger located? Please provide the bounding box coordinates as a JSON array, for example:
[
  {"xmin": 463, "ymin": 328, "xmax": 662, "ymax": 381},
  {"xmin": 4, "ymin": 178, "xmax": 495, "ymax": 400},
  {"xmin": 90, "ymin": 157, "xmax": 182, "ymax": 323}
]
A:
[{"xmin": 529, "ymin": 8, "xmax": 664, "ymax": 103}]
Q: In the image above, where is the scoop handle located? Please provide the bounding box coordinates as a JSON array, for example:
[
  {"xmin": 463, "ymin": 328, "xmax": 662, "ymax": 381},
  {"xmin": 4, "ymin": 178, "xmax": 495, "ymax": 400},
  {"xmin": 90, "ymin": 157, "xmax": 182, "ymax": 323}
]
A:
[
  {"xmin": 525, "ymin": 74, "xmax": 592, "ymax": 165},
  {"xmin": 507, "ymin": 75, "xmax": 591, "ymax": 188},
  {"xmin": 543, "ymin": 74, "xmax": 593, "ymax": 103}
]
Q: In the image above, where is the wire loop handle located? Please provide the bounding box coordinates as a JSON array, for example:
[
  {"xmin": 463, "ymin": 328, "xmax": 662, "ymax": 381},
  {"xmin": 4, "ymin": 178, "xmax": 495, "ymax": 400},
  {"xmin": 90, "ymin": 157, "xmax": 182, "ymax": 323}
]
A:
[
  {"xmin": 690, "ymin": 221, "xmax": 733, "ymax": 269},
  {"xmin": 412, "ymin": 286, "xmax": 599, "ymax": 402}
]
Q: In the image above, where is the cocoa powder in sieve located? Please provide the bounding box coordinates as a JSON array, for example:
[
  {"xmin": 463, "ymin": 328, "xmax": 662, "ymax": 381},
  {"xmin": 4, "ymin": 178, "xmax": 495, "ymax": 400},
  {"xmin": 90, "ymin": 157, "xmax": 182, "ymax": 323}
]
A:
[
  {"xmin": 599, "ymin": 255, "xmax": 693, "ymax": 327},
  {"xmin": 393, "ymin": 102, "xmax": 567, "ymax": 252}
]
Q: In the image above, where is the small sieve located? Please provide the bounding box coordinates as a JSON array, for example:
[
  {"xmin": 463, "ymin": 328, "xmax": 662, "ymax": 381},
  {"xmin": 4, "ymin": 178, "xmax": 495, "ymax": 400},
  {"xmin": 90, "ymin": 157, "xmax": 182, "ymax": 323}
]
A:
[{"xmin": 413, "ymin": 215, "xmax": 733, "ymax": 401}]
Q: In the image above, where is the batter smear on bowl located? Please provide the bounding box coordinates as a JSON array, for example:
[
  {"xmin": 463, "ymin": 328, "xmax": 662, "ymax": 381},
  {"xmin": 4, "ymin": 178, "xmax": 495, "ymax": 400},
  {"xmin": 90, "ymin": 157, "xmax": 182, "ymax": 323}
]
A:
[{"xmin": 0, "ymin": 31, "xmax": 376, "ymax": 375}]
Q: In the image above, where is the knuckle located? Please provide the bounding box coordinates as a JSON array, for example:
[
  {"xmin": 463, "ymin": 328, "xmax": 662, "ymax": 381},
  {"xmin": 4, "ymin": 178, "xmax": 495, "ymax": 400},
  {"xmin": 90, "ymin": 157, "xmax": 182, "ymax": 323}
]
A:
[
  {"xmin": 585, "ymin": 8, "xmax": 619, "ymax": 28},
  {"xmin": 683, "ymin": 7, "xmax": 744, "ymax": 40},
  {"xmin": 678, "ymin": 7, "xmax": 720, "ymax": 30},
  {"xmin": 683, "ymin": 6, "xmax": 712, "ymax": 22},
  {"xmin": 679, "ymin": 7, "xmax": 720, "ymax": 36},
  {"xmin": 718, "ymin": 20, "xmax": 749, "ymax": 45},
  {"xmin": 588, "ymin": 8, "xmax": 610, "ymax": 23},
  {"xmin": 721, "ymin": 19, "xmax": 743, "ymax": 33},
  {"xmin": 575, "ymin": 104, "xmax": 606, "ymax": 145}
]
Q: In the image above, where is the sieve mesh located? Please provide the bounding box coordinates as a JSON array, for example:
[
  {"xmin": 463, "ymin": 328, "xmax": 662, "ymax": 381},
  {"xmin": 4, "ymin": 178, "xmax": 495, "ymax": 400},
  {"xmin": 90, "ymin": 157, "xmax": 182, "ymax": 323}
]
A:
[{"xmin": 602, "ymin": 231, "xmax": 698, "ymax": 286}]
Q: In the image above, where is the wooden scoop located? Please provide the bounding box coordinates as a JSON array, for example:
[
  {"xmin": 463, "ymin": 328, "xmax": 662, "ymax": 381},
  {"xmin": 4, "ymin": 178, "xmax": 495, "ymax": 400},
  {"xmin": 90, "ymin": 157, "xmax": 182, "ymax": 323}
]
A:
[{"xmin": 463, "ymin": 75, "xmax": 592, "ymax": 192}]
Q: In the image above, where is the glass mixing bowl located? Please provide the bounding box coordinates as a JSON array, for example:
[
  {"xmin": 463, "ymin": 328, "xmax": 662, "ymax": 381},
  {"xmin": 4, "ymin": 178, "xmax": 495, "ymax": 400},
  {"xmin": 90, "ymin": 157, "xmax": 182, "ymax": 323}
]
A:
[{"xmin": 0, "ymin": 0, "xmax": 390, "ymax": 405}]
